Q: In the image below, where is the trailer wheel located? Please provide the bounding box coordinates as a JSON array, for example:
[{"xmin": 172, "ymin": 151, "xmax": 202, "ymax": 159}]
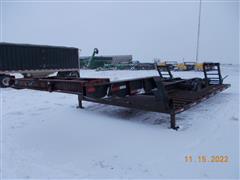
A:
[
  {"xmin": 0, "ymin": 75, "xmax": 12, "ymax": 88},
  {"xmin": 191, "ymin": 78, "xmax": 203, "ymax": 91}
]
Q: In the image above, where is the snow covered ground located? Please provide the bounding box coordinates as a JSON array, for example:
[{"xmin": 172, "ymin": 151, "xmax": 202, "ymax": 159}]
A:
[{"xmin": 1, "ymin": 65, "xmax": 239, "ymax": 179}]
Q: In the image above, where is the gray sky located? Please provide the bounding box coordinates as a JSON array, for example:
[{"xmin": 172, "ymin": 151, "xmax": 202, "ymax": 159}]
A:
[{"xmin": 1, "ymin": 1, "xmax": 239, "ymax": 64}]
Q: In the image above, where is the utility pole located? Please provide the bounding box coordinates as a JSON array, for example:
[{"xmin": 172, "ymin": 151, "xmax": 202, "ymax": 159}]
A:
[{"xmin": 196, "ymin": 0, "xmax": 202, "ymax": 63}]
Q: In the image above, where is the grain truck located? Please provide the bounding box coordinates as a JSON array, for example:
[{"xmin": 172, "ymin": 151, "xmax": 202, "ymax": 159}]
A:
[{"xmin": 0, "ymin": 42, "xmax": 80, "ymax": 87}]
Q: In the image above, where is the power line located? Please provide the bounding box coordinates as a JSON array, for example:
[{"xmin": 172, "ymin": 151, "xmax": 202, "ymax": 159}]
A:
[{"xmin": 196, "ymin": 0, "xmax": 202, "ymax": 63}]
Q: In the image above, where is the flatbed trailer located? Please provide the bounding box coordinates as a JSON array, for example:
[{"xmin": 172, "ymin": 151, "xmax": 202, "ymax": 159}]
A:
[{"xmin": 9, "ymin": 63, "xmax": 230, "ymax": 129}]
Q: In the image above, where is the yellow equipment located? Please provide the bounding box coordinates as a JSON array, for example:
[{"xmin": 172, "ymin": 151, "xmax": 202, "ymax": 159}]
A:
[
  {"xmin": 176, "ymin": 63, "xmax": 187, "ymax": 71},
  {"xmin": 195, "ymin": 63, "xmax": 204, "ymax": 71}
]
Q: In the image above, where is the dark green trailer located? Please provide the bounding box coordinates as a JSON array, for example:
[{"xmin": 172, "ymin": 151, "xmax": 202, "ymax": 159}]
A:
[{"xmin": 0, "ymin": 42, "xmax": 80, "ymax": 87}]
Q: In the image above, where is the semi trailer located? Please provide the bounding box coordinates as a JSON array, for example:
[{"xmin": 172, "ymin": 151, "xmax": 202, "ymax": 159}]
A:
[{"xmin": 0, "ymin": 42, "xmax": 80, "ymax": 87}]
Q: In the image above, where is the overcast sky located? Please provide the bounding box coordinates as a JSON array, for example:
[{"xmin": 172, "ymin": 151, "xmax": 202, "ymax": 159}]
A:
[{"xmin": 1, "ymin": 1, "xmax": 239, "ymax": 64}]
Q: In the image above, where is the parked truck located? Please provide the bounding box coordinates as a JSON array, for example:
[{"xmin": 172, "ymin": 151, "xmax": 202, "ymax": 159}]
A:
[{"xmin": 0, "ymin": 42, "xmax": 80, "ymax": 87}]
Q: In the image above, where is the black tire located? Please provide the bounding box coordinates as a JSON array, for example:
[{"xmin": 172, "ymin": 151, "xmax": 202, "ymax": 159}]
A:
[
  {"xmin": 191, "ymin": 78, "xmax": 203, "ymax": 91},
  {"xmin": 0, "ymin": 75, "xmax": 12, "ymax": 88}
]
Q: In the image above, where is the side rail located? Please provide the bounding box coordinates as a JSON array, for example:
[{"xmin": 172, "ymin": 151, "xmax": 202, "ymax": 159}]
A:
[
  {"xmin": 11, "ymin": 76, "xmax": 173, "ymax": 116},
  {"xmin": 12, "ymin": 77, "xmax": 110, "ymax": 94}
]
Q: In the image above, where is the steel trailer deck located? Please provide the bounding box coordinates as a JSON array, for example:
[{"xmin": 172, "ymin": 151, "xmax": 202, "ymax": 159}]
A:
[{"xmin": 10, "ymin": 63, "xmax": 230, "ymax": 129}]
